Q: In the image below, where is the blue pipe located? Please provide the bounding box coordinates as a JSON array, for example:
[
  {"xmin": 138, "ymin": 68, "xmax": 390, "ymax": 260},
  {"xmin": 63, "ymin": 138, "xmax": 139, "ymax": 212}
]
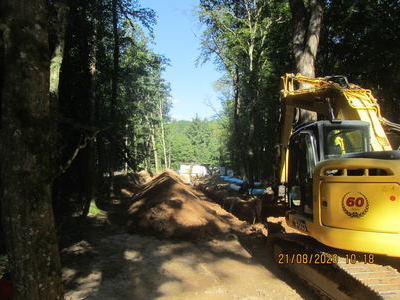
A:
[
  {"xmin": 248, "ymin": 188, "xmax": 266, "ymax": 195},
  {"xmin": 229, "ymin": 184, "xmax": 241, "ymax": 191}
]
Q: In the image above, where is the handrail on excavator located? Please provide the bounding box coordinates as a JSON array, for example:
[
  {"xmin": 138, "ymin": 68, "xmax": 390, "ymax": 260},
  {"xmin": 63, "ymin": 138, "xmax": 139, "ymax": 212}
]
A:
[
  {"xmin": 281, "ymin": 73, "xmax": 400, "ymax": 134},
  {"xmin": 280, "ymin": 73, "xmax": 397, "ymax": 152}
]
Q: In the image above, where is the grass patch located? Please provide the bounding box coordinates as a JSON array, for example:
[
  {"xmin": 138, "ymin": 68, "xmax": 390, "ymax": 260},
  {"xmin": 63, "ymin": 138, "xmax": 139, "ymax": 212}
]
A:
[{"xmin": 88, "ymin": 201, "xmax": 107, "ymax": 216}]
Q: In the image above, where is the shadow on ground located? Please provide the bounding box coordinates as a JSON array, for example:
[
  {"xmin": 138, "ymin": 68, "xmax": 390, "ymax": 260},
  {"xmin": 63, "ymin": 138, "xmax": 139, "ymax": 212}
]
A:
[{"xmin": 60, "ymin": 173, "xmax": 318, "ymax": 300}]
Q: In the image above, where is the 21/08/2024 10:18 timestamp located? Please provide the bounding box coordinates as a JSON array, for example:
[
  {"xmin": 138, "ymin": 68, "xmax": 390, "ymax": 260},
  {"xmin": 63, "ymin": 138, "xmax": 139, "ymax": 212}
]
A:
[{"xmin": 277, "ymin": 253, "xmax": 375, "ymax": 264}]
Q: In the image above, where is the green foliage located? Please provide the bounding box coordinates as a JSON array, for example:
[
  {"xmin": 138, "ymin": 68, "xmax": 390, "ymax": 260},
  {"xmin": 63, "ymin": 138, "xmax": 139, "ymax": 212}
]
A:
[
  {"xmin": 200, "ymin": 0, "xmax": 400, "ymax": 183},
  {"xmin": 167, "ymin": 120, "xmax": 194, "ymax": 169},
  {"xmin": 88, "ymin": 201, "xmax": 107, "ymax": 216},
  {"xmin": 199, "ymin": 0, "xmax": 292, "ymax": 181},
  {"xmin": 54, "ymin": 0, "xmax": 171, "ymax": 217},
  {"xmin": 318, "ymin": 0, "xmax": 400, "ymax": 120},
  {"xmin": 119, "ymin": 23, "xmax": 171, "ymax": 171},
  {"xmin": 186, "ymin": 116, "xmax": 220, "ymax": 164},
  {"xmin": 167, "ymin": 118, "xmax": 225, "ymax": 169}
]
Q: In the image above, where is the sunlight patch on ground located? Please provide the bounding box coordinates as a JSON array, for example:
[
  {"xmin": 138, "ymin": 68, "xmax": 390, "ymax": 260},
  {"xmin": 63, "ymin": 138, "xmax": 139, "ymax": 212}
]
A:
[{"xmin": 88, "ymin": 201, "xmax": 107, "ymax": 216}]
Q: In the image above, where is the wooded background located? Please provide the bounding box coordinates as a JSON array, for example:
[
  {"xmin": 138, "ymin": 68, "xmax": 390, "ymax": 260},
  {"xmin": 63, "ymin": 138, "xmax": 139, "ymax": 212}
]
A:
[{"xmin": 1, "ymin": 0, "xmax": 400, "ymax": 298}]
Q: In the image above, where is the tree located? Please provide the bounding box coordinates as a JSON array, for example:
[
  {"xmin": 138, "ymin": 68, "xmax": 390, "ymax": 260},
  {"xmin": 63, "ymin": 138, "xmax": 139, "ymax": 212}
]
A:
[
  {"xmin": 166, "ymin": 117, "xmax": 227, "ymax": 169},
  {"xmin": 0, "ymin": 0, "xmax": 63, "ymax": 298},
  {"xmin": 167, "ymin": 121, "xmax": 194, "ymax": 169},
  {"xmin": 53, "ymin": 0, "xmax": 166, "ymax": 214},
  {"xmin": 186, "ymin": 116, "xmax": 213, "ymax": 163},
  {"xmin": 199, "ymin": 0, "xmax": 291, "ymax": 181},
  {"xmin": 289, "ymin": 0, "xmax": 323, "ymax": 78},
  {"xmin": 318, "ymin": 0, "xmax": 400, "ymax": 121},
  {"xmin": 288, "ymin": 0, "xmax": 324, "ymax": 122}
]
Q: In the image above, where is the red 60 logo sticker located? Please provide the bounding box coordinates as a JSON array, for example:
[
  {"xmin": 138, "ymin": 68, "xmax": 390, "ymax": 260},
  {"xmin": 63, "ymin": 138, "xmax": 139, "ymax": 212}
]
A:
[{"xmin": 342, "ymin": 192, "xmax": 369, "ymax": 218}]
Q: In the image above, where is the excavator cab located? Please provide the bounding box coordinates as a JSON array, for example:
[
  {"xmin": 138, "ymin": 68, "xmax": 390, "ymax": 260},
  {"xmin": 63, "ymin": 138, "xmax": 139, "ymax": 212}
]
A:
[
  {"xmin": 279, "ymin": 73, "xmax": 400, "ymax": 256},
  {"xmin": 287, "ymin": 120, "xmax": 370, "ymax": 217},
  {"xmin": 285, "ymin": 120, "xmax": 400, "ymax": 255}
]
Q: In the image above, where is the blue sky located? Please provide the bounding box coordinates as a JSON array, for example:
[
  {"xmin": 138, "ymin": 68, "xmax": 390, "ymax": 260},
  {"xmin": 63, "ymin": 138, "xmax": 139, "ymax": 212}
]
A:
[{"xmin": 143, "ymin": 0, "xmax": 222, "ymax": 121}]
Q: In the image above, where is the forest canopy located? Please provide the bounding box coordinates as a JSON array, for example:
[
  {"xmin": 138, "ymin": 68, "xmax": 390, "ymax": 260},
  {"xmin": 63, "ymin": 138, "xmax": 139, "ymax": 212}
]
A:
[{"xmin": 1, "ymin": 0, "xmax": 400, "ymax": 298}]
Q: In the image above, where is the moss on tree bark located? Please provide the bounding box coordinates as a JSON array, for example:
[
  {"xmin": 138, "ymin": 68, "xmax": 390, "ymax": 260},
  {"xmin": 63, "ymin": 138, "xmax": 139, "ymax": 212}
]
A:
[{"xmin": 0, "ymin": 0, "xmax": 64, "ymax": 299}]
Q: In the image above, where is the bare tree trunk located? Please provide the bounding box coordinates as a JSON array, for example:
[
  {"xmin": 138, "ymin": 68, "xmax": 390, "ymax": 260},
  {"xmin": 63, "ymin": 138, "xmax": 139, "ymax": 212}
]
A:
[
  {"xmin": 131, "ymin": 123, "xmax": 138, "ymax": 171},
  {"xmin": 82, "ymin": 0, "xmax": 99, "ymax": 218},
  {"xmin": 289, "ymin": 0, "xmax": 324, "ymax": 122},
  {"xmin": 111, "ymin": 0, "xmax": 119, "ymax": 112},
  {"xmin": 168, "ymin": 147, "xmax": 171, "ymax": 170},
  {"xmin": 150, "ymin": 125, "xmax": 159, "ymax": 173},
  {"xmin": 124, "ymin": 123, "xmax": 129, "ymax": 173},
  {"xmin": 158, "ymin": 98, "xmax": 168, "ymax": 169},
  {"xmin": 232, "ymin": 66, "xmax": 247, "ymax": 178},
  {"xmin": 48, "ymin": 0, "xmax": 68, "ymax": 206},
  {"xmin": 144, "ymin": 140, "xmax": 151, "ymax": 171},
  {"xmin": 109, "ymin": 0, "xmax": 119, "ymax": 193},
  {"xmin": 49, "ymin": 1, "xmax": 69, "ymax": 99},
  {"xmin": 0, "ymin": 1, "xmax": 63, "ymax": 298},
  {"xmin": 233, "ymin": 67, "xmax": 241, "ymax": 132}
]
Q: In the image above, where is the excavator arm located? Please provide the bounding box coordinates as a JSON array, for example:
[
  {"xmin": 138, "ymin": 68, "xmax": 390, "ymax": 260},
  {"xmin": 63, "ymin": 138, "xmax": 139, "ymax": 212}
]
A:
[{"xmin": 277, "ymin": 73, "xmax": 396, "ymax": 184}]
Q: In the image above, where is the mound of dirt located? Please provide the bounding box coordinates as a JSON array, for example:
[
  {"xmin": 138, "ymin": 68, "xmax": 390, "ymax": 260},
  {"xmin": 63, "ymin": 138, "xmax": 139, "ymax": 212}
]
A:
[
  {"xmin": 126, "ymin": 170, "xmax": 247, "ymax": 239},
  {"xmin": 195, "ymin": 177, "xmax": 263, "ymax": 223},
  {"xmin": 129, "ymin": 170, "xmax": 152, "ymax": 185}
]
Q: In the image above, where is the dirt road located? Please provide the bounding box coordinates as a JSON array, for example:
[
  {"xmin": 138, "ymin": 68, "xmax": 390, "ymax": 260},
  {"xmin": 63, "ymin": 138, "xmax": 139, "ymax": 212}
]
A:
[
  {"xmin": 61, "ymin": 172, "xmax": 317, "ymax": 299},
  {"xmin": 62, "ymin": 216, "xmax": 317, "ymax": 300}
]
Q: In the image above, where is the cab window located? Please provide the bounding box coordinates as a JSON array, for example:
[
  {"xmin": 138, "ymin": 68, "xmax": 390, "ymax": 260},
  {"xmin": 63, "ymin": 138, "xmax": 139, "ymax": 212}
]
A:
[{"xmin": 324, "ymin": 128, "xmax": 368, "ymax": 159}]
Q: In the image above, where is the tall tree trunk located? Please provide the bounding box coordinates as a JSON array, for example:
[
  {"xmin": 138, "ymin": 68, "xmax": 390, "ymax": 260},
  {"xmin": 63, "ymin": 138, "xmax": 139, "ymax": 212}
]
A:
[
  {"xmin": 0, "ymin": 1, "xmax": 63, "ymax": 299},
  {"xmin": 82, "ymin": 0, "xmax": 100, "ymax": 218},
  {"xmin": 289, "ymin": 0, "xmax": 324, "ymax": 122},
  {"xmin": 131, "ymin": 123, "xmax": 138, "ymax": 171},
  {"xmin": 111, "ymin": 0, "xmax": 119, "ymax": 114},
  {"xmin": 48, "ymin": 1, "xmax": 68, "ymax": 206},
  {"xmin": 232, "ymin": 67, "xmax": 246, "ymax": 178},
  {"xmin": 233, "ymin": 67, "xmax": 241, "ymax": 134},
  {"xmin": 158, "ymin": 98, "xmax": 168, "ymax": 169},
  {"xmin": 93, "ymin": 0, "xmax": 107, "ymax": 199},
  {"xmin": 150, "ymin": 125, "xmax": 159, "ymax": 173},
  {"xmin": 49, "ymin": 1, "xmax": 69, "ymax": 100},
  {"xmin": 109, "ymin": 0, "xmax": 119, "ymax": 192},
  {"xmin": 168, "ymin": 147, "xmax": 171, "ymax": 170}
]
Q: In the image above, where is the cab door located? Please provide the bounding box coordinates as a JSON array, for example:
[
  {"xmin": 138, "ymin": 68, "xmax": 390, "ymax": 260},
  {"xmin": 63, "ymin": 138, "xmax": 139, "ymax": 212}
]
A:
[{"xmin": 288, "ymin": 131, "xmax": 317, "ymax": 216}]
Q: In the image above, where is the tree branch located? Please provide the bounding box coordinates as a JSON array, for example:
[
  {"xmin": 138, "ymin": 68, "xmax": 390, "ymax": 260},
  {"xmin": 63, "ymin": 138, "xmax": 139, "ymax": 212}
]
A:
[{"xmin": 55, "ymin": 130, "xmax": 100, "ymax": 178}]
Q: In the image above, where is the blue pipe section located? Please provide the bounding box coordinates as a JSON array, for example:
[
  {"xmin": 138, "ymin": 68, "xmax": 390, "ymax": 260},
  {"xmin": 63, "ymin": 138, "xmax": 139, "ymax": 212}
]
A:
[
  {"xmin": 229, "ymin": 184, "xmax": 241, "ymax": 191},
  {"xmin": 221, "ymin": 176, "xmax": 266, "ymax": 195},
  {"xmin": 220, "ymin": 176, "xmax": 244, "ymax": 184},
  {"xmin": 248, "ymin": 188, "xmax": 266, "ymax": 195},
  {"xmin": 220, "ymin": 176, "xmax": 263, "ymax": 186}
]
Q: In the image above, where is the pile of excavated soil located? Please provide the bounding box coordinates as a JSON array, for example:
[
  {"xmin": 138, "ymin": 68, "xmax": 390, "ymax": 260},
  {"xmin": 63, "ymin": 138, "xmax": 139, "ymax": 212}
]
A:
[
  {"xmin": 126, "ymin": 170, "xmax": 248, "ymax": 239},
  {"xmin": 111, "ymin": 171, "xmax": 153, "ymax": 199},
  {"xmin": 129, "ymin": 170, "xmax": 152, "ymax": 185},
  {"xmin": 195, "ymin": 177, "xmax": 263, "ymax": 223}
]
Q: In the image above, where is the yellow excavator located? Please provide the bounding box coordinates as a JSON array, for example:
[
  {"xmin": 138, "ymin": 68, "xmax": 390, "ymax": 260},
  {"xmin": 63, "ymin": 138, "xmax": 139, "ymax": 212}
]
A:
[{"xmin": 276, "ymin": 73, "xmax": 400, "ymax": 257}]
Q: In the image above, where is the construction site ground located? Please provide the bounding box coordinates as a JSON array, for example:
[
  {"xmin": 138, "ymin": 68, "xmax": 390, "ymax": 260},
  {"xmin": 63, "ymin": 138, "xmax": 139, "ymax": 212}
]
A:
[{"xmin": 61, "ymin": 171, "xmax": 318, "ymax": 300}]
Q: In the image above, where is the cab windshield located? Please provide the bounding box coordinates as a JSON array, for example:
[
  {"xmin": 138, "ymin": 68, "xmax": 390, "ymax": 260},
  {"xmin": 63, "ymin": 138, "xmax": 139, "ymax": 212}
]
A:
[{"xmin": 324, "ymin": 127, "xmax": 369, "ymax": 159}]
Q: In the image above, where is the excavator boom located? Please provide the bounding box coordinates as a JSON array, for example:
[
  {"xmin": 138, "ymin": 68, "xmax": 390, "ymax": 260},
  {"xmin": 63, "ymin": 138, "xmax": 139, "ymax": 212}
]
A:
[{"xmin": 278, "ymin": 73, "xmax": 395, "ymax": 184}]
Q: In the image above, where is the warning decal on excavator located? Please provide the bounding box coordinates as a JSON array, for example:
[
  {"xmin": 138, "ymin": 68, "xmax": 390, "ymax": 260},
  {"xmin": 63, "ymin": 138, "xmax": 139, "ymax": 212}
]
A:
[{"xmin": 342, "ymin": 192, "xmax": 369, "ymax": 218}]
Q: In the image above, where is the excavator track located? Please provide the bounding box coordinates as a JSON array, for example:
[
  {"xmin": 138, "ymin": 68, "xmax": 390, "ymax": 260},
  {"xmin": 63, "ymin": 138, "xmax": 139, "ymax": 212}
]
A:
[
  {"xmin": 270, "ymin": 233, "xmax": 400, "ymax": 299},
  {"xmin": 335, "ymin": 256, "xmax": 400, "ymax": 298}
]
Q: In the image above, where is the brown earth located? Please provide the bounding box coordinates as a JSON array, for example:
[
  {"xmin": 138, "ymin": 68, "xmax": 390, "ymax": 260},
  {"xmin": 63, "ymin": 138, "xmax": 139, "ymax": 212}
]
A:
[
  {"xmin": 130, "ymin": 170, "xmax": 152, "ymax": 186},
  {"xmin": 62, "ymin": 171, "xmax": 317, "ymax": 299},
  {"xmin": 195, "ymin": 176, "xmax": 264, "ymax": 224},
  {"xmin": 126, "ymin": 170, "xmax": 250, "ymax": 239},
  {"xmin": 62, "ymin": 217, "xmax": 316, "ymax": 300}
]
